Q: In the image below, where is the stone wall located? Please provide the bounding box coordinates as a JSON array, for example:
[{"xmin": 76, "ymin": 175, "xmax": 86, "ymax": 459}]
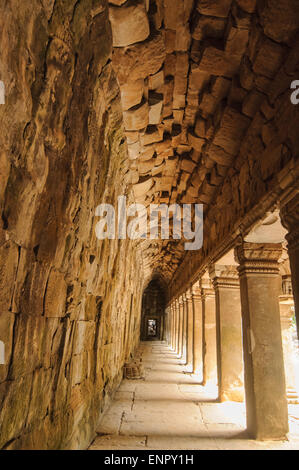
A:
[
  {"xmin": 0, "ymin": 0, "xmax": 144, "ymax": 449},
  {"xmin": 0, "ymin": 0, "xmax": 299, "ymax": 450}
]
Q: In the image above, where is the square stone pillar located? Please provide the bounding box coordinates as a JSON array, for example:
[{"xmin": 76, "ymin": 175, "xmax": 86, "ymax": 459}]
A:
[
  {"xmin": 170, "ymin": 303, "xmax": 176, "ymax": 350},
  {"xmin": 185, "ymin": 288, "xmax": 194, "ymax": 372},
  {"xmin": 192, "ymin": 282, "xmax": 203, "ymax": 381},
  {"xmin": 281, "ymin": 193, "xmax": 299, "ymax": 340},
  {"xmin": 173, "ymin": 302, "xmax": 178, "ymax": 352},
  {"xmin": 168, "ymin": 304, "xmax": 171, "ymax": 346},
  {"xmin": 175, "ymin": 299, "xmax": 180, "ymax": 354},
  {"xmin": 164, "ymin": 307, "xmax": 169, "ymax": 343},
  {"xmin": 167, "ymin": 306, "xmax": 171, "ymax": 344},
  {"xmin": 202, "ymin": 280, "xmax": 217, "ymax": 386},
  {"xmin": 178, "ymin": 296, "xmax": 184, "ymax": 358},
  {"xmin": 279, "ymin": 278, "xmax": 299, "ymax": 404},
  {"xmin": 209, "ymin": 265, "xmax": 244, "ymax": 402},
  {"xmin": 182, "ymin": 293, "xmax": 188, "ymax": 365},
  {"xmin": 235, "ymin": 242, "xmax": 289, "ymax": 440}
]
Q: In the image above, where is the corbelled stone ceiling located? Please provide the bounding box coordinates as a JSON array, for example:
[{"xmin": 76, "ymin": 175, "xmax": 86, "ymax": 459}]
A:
[{"xmin": 108, "ymin": 0, "xmax": 299, "ymax": 282}]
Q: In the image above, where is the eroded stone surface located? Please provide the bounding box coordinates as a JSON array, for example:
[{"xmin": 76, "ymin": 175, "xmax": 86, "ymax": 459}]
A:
[
  {"xmin": 0, "ymin": 0, "xmax": 299, "ymax": 451},
  {"xmin": 0, "ymin": 0, "xmax": 144, "ymax": 450},
  {"xmin": 109, "ymin": 2, "xmax": 150, "ymax": 47}
]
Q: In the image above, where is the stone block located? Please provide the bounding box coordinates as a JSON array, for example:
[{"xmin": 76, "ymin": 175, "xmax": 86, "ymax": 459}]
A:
[
  {"xmin": 120, "ymin": 80, "xmax": 144, "ymax": 111},
  {"xmin": 197, "ymin": 0, "xmax": 233, "ymax": 18},
  {"xmin": 44, "ymin": 269, "xmax": 67, "ymax": 318},
  {"xmin": 113, "ymin": 33, "xmax": 166, "ymax": 83},
  {"xmin": 213, "ymin": 107, "xmax": 251, "ymax": 156},
  {"xmin": 0, "ymin": 241, "xmax": 19, "ymax": 311},
  {"xmin": 0, "ymin": 312, "xmax": 15, "ymax": 382},
  {"xmin": 252, "ymin": 38, "xmax": 285, "ymax": 79},
  {"xmin": 109, "ymin": 2, "xmax": 150, "ymax": 47},
  {"xmin": 199, "ymin": 47, "xmax": 241, "ymax": 77},
  {"xmin": 259, "ymin": 0, "xmax": 299, "ymax": 44},
  {"xmin": 123, "ymin": 101, "xmax": 149, "ymax": 131}
]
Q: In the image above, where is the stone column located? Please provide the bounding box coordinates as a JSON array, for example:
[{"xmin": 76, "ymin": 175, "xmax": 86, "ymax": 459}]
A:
[
  {"xmin": 202, "ymin": 279, "xmax": 217, "ymax": 386},
  {"xmin": 279, "ymin": 278, "xmax": 299, "ymax": 403},
  {"xmin": 169, "ymin": 304, "xmax": 172, "ymax": 346},
  {"xmin": 167, "ymin": 306, "xmax": 171, "ymax": 344},
  {"xmin": 182, "ymin": 293, "xmax": 188, "ymax": 364},
  {"xmin": 175, "ymin": 299, "xmax": 180, "ymax": 354},
  {"xmin": 281, "ymin": 193, "xmax": 299, "ymax": 340},
  {"xmin": 166, "ymin": 305, "xmax": 170, "ymax": 345},
  {"xmin": 170, "ymin": 303, "xmax": 175, "ymax": 350},
  {"xmin": 192, "ymin": 281, "xmax": 203, "ymax": 381},
  {"xmin": 209, "ymin": 265, "xmax": 244, "ymax": 402},
  {"xmin": 173, "ymin": 300, "xmax": 177, "ymax": 352},
  {"xmin": 178, "ymin": 296, "xmax": 184, "ymax": 359},
  {"xmin": 185, "ymin": 288, "xmax": 194, "ymax": 372},
  {"xmin": 235, "ymin": 242, "xmax": 289, "ymax": 440},
  {"xmin": 163, "ymin": 307, "xmax": 168, "ymax": 342}
]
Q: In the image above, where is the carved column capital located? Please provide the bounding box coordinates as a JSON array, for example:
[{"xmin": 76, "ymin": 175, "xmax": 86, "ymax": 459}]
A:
[
  {"xmin": 191, "ymin": 281, "xmax": 202, "ymax": 300},
  {"xmin": 209, "ymin": 264, "xmax": 240, "ymax": 289},
  {"xmin": 280, "ymin": 193, "xmax": 299, "ymax": 251},
  {"xmin": 235, "ymin": 242, "xmax": 283, "ymax": 276},
  {"xmin": 185, "ymin": 288, "xmax": 193, "ymax": 303},
  {"xmin": 201, "ymin": 277, "xmax": 215, "ymax": 298}
]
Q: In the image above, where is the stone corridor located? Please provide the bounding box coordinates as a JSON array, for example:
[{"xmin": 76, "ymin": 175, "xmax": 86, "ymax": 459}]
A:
[{"xmin": 89, "ymin": 342, "xmax": 299, "ymax": 450}]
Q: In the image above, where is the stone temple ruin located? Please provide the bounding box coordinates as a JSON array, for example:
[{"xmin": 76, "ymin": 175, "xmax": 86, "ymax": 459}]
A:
[{"xmin": 0, "ymin": 0, "xmax": 299, "ymax": 450}]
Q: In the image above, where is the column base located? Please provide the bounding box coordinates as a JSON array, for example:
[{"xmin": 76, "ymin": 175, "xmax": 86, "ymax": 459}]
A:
[
  {"xmin": 219, "ymin": 388, "xmax": 245, "ymax": 403},
  {"xmin": 254, "ymin": 433, "xmax": 289, "ymax": 442},
  {"xmin": 287, "ymin": 387, "xmax": 299, "ymax": 404},
  {"xmin": 191, "ymin": 372, "xmax": 204, "ymax": 383}
]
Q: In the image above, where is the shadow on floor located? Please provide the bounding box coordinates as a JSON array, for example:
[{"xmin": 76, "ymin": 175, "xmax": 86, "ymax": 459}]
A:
[{"xmin": 89, "ymin": 342, "xmax": 299, "ymax": 450}]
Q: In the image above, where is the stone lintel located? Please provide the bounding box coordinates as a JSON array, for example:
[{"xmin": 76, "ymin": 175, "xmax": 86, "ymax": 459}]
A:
[{"xmin": 280, "ymin": 193, "xmax": 299, "ymax": 251}]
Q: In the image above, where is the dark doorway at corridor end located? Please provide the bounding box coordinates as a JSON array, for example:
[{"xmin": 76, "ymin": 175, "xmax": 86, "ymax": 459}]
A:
[{"xmin": 140, "ymin": 279, "xmax": 166, "ymax": 341}]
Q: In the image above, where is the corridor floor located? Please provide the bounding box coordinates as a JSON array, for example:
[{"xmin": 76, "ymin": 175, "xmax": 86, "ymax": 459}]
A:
[{"xmin": 89, "ymin": 342, "xmax": 299, "ymax": 450}]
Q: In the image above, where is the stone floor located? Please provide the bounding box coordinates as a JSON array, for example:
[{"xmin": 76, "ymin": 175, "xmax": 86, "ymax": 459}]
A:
[{"xmin": 89, "ymin": 341, "xmax": 299, "ymax": 450}]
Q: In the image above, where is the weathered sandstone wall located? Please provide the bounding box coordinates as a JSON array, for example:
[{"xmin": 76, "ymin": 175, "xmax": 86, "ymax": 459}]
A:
[{"xmin": 0, "ymin": 0, "xmax": 143, "ymax": 449}]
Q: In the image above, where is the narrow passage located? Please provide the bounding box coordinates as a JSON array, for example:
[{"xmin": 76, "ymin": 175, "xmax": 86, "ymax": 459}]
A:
[{"xmin": 90, "ymin": 342, "xmax": 299, "ymax": 450}]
